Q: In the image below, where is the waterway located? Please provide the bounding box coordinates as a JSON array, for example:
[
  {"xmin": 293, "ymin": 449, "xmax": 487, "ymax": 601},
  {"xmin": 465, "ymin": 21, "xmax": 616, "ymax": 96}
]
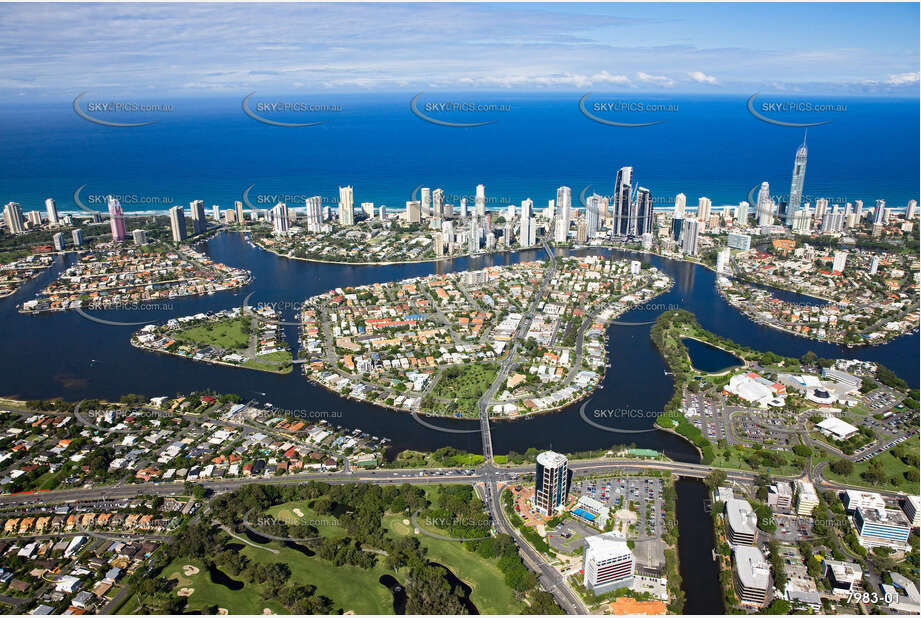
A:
[
  {"xmin": 0, "ymin": 232, "xmax": 916, "ymax": 461},
  {"xmin": 682, "ymin": 338, "xmax": 743, "ymax": 374},
  {"xmin": 1, "ymin": 231, "xmax": 916, "ymax": 615}
]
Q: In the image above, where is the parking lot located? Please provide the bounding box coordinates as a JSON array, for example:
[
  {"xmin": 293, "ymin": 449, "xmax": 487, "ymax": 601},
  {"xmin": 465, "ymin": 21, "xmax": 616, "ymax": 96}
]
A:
[
  {"xmin": 571, "ymin": 476, "xmax": 665, "ymax": 539},
  {"xmin": 683, "ymin": 392, "xmax": 728, "ymax": 442}
]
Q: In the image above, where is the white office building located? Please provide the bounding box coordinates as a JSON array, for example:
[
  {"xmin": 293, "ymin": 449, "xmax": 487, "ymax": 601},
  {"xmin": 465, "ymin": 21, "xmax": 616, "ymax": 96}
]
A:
[{"xmin": 582, "ymin": 533, "xmax": 635, "ymax": 594}]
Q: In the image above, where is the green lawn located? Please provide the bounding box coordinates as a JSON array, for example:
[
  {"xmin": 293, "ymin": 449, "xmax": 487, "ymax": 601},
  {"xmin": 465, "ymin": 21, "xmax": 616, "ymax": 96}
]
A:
[
  {"xmin": 118, "ymin": 557, "xmax": 286, "ymax": 615},
  {"xmin": 382, "ymin": 512, "xmax": 523, "ymax": 615},
  {"xmin": 243, "ymin": 350, "xmax": 293, "ymax": 373},
  {"xmin": 710, "ymin": 446, "xmax": 806, "ymax": 478},
  {"xmin": 822, "ymin": 440, "xmax": 920, "ymax": 494},
  {"xmin": 263, "ymin": 500, "xmax": 346, "ymax": 540},
  {"xmin": 239, "ymin": 543, "xmax": 394, "ymax": 615},
  {"xmin": 432, "ymin": 362, "xmax": 498, "ymax": 413},
  {"xmin": 173, "ymin": 317, "xmax": 251, "ymax": 350}
]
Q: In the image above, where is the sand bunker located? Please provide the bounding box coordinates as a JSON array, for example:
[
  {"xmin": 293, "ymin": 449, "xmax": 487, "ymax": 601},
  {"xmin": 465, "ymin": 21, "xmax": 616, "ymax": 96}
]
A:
[
  {"xmin": 292, "ymin": 508, "xmax": 304, "ymax": 518},
  {"xmin": 182, "ymin": 565, "xmax": 200, "ymax": 577},
  {"xmin": 177, "ymin": 587, "xmax": 195, "ymax": 597},
  {"xmin": 217, "ymin": 609, "xmax": 229, "ymax": 615}
]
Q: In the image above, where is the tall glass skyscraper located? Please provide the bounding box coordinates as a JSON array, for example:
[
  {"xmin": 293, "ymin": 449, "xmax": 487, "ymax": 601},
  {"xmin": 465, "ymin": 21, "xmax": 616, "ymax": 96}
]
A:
[{"xmin": 785, "ymin": 132, "xmax": 808, "ymax": 225}]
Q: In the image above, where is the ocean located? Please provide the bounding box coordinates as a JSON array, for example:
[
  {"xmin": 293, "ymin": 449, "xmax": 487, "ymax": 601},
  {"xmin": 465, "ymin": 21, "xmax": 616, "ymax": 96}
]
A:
[{"xmin": 0, "ymin": 92, "xmax": 918, "ymax": 214}]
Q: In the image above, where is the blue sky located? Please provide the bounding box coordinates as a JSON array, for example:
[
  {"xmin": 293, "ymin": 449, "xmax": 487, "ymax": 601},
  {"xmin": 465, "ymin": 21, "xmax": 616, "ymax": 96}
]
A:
[{"xmin": 0, "ymin": 2, "xmax": 918, "ymax": 99}]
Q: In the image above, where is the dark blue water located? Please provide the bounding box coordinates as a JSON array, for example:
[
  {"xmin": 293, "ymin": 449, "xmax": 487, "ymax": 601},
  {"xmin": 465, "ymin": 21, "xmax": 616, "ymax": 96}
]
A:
[
  {"xmin": 682, "ymin": 338, "xmax": 743, "ymax": 373},
  {"xmin": 0, "ymin": 94, "xmax": 918, "ymax": 213},
  {"xmin": 0, "ymin": 232, "xmax": 915, "ymax": 461}
]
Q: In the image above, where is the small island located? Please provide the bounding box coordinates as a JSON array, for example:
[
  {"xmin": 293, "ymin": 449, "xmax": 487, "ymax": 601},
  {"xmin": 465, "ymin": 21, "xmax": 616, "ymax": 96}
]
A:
[{"xmin": 296, "ymin": 255, "xmax": 672, "ymax": 417}]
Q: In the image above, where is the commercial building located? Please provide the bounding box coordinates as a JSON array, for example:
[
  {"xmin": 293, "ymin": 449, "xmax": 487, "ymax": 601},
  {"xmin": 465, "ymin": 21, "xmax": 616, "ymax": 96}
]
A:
[
  {"xmin": 900, "ymin": 495, "xmax": 921, "ymax": 527},
  {"xmin": 534, "ymin": 450, "xmax": 568, "ymax": 516},
  {"xmin": 854, "ymin": 506, "xmax": 911, "ymax": 549},
  {"xmin": 582, "ymin": 532, "xmax": 635, "ymax": 594},
  {"xmin": 794, "ymin": 479, "xmax": 818, "ymax": 516},
  {"xmin": 767, "ymin": 482, "xmax": 793, "ymax": 511},
  {"xmin": 572, "ymin": 495, "xmax": 610, "ymax": 529},
  {"xmin": 822, "ymin": 559, "xmax": 862, "ymax": 596},
  {"xmin": 816, "ymin": 417, "xmax": 858, "ymax": 441},
  {"xmin": 841, "ymin": 490, "xmax": 885, "ymax": 514},
  {"xmin": 725, "ymin": 497, "xmax": 757, "ymax": 546},
  {"xmin": 732, "ymin": 545, "xmax": 771, "ymax": 608}
]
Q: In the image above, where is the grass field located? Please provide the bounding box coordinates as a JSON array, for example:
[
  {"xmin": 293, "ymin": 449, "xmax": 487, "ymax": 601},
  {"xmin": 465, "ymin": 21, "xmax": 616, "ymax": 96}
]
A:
[
  {"xmin": 381, "ymin": 512, "xmax": 523, "ymax": 615},
  {"xmin": 118, "ymin": 557, "xmax": 286, "ymax": 615},
  {"xmin": 243, "ymin": 350, "xmax": 293, "ymax": 373},
  {"xmin": 821, "ymin": 440, "xmax": 920, "ymax": 494},
  {"xmin": 432, "ymin": 362, "xmax": 498, "ymax": 413},
  {"xmin": 239, "ymin": 543, "xmax": 393, "ymax": 614},
  {"xmin": 262, "ymin": 500, "xmax": 345, "ymax": 540},
  {"xmin": 173, "ymin": 317, "xmax": 250, "ymax": 351}
]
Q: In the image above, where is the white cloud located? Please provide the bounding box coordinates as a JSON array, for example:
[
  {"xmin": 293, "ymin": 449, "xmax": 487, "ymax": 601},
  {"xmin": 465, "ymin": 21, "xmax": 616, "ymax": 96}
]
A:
[
  {"xmin": 688, "ymin": 71, "xmax": 718, "ymax": 85},
  {"xmin": 886, "ymin": 72, "xmax": 920, "ymax": 85},
  {"xmin": 636, "ymin": 72, "xmax": 675, "ymax": 87}
]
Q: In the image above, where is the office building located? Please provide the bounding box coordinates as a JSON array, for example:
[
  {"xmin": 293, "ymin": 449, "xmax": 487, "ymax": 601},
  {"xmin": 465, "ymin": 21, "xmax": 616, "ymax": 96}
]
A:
[
  {"xmin": 554, "ymin": 186, "xmax": 571, "ymax": 244},
  {"xmin": 732, "ymin": 546, "xmax": 771, "ymax": 608},
  {"xmin": 52, "ymin": 232, "xmax": 65, "ymax": 252},
  {"xmin": 900, "ymin": 496, "xmax": 921, "ymax": 528},
  {"xmin": 725, "ymin": 498, "xmax": 757, "ymax": 546},
  {"xmin": 841, "ymin": 490, "xmax": 886, "ymax": 514},
  {"xmin": 794, "ymin": 479, "xmax": 819, "ymax": 516},
  {"xmin": 727, "ymin": 232, "xmax": 751, "ymax": 251},
  {"xmin": 854, "ymin": 506, "xmax": 911, "ymax": 548},
  {"xmin": 823, "ymin": 559, "xmax": 862, "ymax": 596},
  {"xmin": 338, "ymin": 186, "xmax": 354, "ymax": 226},
  {"xmin": 71, "ymin": 228, "xmax": 84, "ymax": 248},
  {"xmin": 534, "ymin": 450, "xmax": 568, "ymax": 516},
  {"xmin": 3, "ymin": 202, "xmax": 25, "ymax": 234},
  {"xmin": 785, "ymin": 133, "xmax": 808, "ymax": 224},
  {"xmin": 271, "ymin": 202, "xmax": 289, "ymax": 235},
  {"xmin": 168, "ymin": 205, "xmax": 187, "ymax": 242},
  {"xmin": 45, "ymin": 198, "xmax": 59, "ymax": 226},
  {"xmin": 582, "ymin": 533, "xmax": 634, "ymax": 594},
  {"xmin": 107, "ymin": 196, "xmax": 127, "ymax": 242},
  {"xmin": 767, "ymin": 482, "xmax": 793, "ymax": 510}
]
